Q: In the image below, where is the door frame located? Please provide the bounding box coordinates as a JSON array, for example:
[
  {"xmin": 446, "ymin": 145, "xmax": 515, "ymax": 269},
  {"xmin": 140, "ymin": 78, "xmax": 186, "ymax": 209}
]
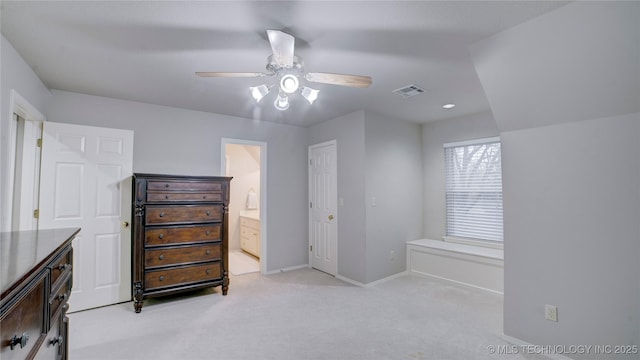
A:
[
  {"xmin": 3, "ymin": 90, "xmax": 46, "ymax": 232},
  {"xmin": 308, "ymin": 139, "xmax": 338, "ymax": 275},
  {"xmin": 220, "ymin": 138, "xmax": 268, "ymax": 274}
]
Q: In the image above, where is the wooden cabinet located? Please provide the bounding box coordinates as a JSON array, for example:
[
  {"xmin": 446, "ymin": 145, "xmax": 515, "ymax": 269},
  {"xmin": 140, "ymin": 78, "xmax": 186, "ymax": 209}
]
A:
[
  {"xmin": 239, "ymin": 216, "xmax": 260, "ymax": 258},
  {"xmin": 1, "ymin": 227, "xmax": 79, "ymax": 360},
  {"xmin": 132, "ymin": 173, "xmax": 231, "ymax": 313}
]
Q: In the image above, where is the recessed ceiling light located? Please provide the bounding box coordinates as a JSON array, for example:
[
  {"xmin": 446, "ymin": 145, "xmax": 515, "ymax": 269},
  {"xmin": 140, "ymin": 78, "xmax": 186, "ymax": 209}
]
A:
[{"xmin": 442, "ymin": 103, "xmax": 456, "ymax": 109}]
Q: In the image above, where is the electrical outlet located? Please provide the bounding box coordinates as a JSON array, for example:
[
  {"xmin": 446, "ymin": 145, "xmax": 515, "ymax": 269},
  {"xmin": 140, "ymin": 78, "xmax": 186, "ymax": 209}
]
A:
[{"xmin": 545, "ymin": 304, "xmax": 558, "ymax": 322}]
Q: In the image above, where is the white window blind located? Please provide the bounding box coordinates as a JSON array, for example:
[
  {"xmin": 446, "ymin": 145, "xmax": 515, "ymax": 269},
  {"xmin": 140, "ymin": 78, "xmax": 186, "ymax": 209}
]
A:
[{"xmin": 444, "ymin": 137, "xmax": 503, "ymax": 242}]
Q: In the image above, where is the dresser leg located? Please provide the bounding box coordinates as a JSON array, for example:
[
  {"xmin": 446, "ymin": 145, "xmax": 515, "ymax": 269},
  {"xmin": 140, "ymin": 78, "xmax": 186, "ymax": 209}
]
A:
[
  {"xmin": 133, "ymin": 281, "xmax": 144, "ymax": 313},
  {"xmin": 222, "ymin": 272, "xmax": 229, "ymax": 295}
]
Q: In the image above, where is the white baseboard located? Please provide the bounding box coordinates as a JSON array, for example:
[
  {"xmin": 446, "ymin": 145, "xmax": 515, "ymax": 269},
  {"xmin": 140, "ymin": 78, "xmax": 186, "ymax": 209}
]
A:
[
  {"xmin": 501, "ymin": 334, "xmax": 574, "ymax": 360},
  {"xmin": 410, "ymin": 271, "xmax": 504, "ymax": 295},
  {"xmin": 264, "ymin": 264, "xmax": 309, "ymax": 275}
]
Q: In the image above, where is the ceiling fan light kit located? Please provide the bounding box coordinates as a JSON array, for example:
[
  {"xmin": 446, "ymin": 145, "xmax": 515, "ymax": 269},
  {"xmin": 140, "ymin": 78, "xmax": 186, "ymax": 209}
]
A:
[
  {"xmin": 280, "ymin": 74, "xmax": 299, "ymax": 94},
  {"xmin": 301, "ymin": 86, "xmax": 319, "ymax": 104},
  {"xmin": 249, "ymin": 84, "xmax": 270, "ymax": 103},
  {"xmin": 197, "ymin": 29, "xmax": 372, "ymax": 112},
  {"xmin": 274, "ymin": 91, "xmax": 290, "ymax": 111}
]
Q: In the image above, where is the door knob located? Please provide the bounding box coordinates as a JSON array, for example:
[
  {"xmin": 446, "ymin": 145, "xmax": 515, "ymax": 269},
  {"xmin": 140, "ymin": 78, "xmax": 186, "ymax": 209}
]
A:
[
  {"xmin": 328, "ymin": 214, "xmax": 334, "ymax": 220},
  {"xmin": 122, "ymin": 221, "xmax": 130, "ymax": 228}
]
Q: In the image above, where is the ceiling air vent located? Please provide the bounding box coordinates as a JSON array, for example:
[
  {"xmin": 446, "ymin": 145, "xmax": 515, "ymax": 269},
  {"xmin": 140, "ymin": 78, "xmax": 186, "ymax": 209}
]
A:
[{"xmin": 392, "ymin": 84, "xmax": 425, "ymax": 98}]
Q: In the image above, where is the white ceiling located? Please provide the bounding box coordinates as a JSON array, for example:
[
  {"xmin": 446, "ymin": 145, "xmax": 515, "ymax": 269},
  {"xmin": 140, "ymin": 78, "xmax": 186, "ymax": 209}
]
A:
[{"xmin": 1, "ymin": 1, "xmax": 569, "ymax": 127}]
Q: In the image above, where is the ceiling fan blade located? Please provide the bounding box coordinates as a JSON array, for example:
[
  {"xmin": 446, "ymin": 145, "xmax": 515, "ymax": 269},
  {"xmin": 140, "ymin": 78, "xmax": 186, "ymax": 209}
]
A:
[
  {"xmin": 306, "ymin": 73, "xmax": 372, "ymax": 88},
  {"xmin": 196, "ymin": 72, "xmax": 269, "ymax": 78},
  {"xmin": 266, "ymin": 30, "xmax": 295, "ymax": 68}
]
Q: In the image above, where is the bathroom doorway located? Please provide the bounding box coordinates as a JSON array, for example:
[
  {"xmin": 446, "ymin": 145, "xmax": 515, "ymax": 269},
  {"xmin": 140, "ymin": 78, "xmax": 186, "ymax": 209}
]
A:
[{"xmin": 222, "ymin": 139, "xmax": 267, "ymax": 276}]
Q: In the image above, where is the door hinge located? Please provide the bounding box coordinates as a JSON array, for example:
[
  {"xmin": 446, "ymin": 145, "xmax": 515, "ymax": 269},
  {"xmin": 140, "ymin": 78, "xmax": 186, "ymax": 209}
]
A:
[
  {"xmin": 310, "ymin": 245, "xmax": 313, "ymax": 252},
  {"xmin": 309, "ymin": 159, "xmax": 312, "ymax": 166},
  {"xmin": 309, "ymin": 201, "xmax": 312, "ymax": 208},
  {"xmin": 36, "ymin": 138, "xmax": 42, "ymax": 147},
  {"xmin": 33, "ymin": 209, "xmax": 39, "ymax": 218}
]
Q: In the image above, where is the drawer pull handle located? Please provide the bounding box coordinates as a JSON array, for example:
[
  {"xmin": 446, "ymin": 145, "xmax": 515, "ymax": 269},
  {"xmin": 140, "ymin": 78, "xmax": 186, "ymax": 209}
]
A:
[
  {"xmin": 159, "ymin": 275, "xmax": 164, "ymax": 281},
  {"xmin": 203, "ymin": 195, "xmax": 207, "ymax": 199},
  {"xmin": 58, "ymin": 263, "xmax": 71, "ymax": 271},
  {"xmin": 206, "ymin": 269, "xmax": 212, "ymax": 274},
  {"xmin": 58, "ymin": 293, "xmax": 68, "ymax": 302},
  {"xmin": 10, "ymin": 333, "xmax": 29, "ymax": 350},
  {"xmin": 159, "ymin": 212, "xmax": 165, "ymax": 217},
  {"xmin": 205, "ymin": 230, "xmax": 210, "ymax": 236},
  {"xmin": 165, "ymin": 195, "xmax": 169, "ymax": 199},
  {"xmin": 159, "ymin": 233, "xmax": 164, "ymax": 239},
  {"xmin": 206, "ymin": 211, "xmax": 211, "ymax": 216},
  {"xmin": 158, "ymin": 255, "xmax": 164, "ymax": 260},
  {"xmin": 50, "ymin": 336, "xmax": 63, "ymax": 346},
  {"xmin": 165, "ymin": 184, "xmax": 170, "ymax": 187},
  {"xmin": 205, "ymin": 249, "xmax": 211, "ymax": 255}
]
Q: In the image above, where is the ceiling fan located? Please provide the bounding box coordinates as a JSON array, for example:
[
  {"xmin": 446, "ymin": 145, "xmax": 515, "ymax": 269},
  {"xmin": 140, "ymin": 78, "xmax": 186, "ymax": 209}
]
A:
[{"xmin": 196, "ymin": 30, "xmax": 372, "ymax": 111}]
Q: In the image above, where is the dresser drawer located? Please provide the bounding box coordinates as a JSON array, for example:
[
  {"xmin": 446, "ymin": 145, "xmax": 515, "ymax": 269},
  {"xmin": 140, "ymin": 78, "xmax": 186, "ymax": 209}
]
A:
[
  {"xmin": 146, "ymin": 205, "xmax": 222, "ymax": 225},
  {"xmin": 34, "ymin": 313, "xmax": 64, "ymax": 360},
  {"xmin": 48, "ymin": 247, "xmax": 72, "ymax": 291},
  {"xmin": 48, "ymin": 274, "xmax": 71, "ymax": 323},
  {"xmin": 145, "ymin": 244, "xmax": 221, "ymax": 268},
  {"xmin": 145, "ymin": 262, "xmax": 222, "ymax": 290},
  {"xmin": 146, "ymin": 191, "xmax": 222, "ymax": 203},
  {"xmin": 147, "ymin": 180, "xmax": 221, "ymax": 191},
  {"xmin": 145, "ymin": 225, "xmax": 220, "ymax": 246},
  {"xmin": 0, "ymin": 278, "xmax": 46, "ymax": 360}
]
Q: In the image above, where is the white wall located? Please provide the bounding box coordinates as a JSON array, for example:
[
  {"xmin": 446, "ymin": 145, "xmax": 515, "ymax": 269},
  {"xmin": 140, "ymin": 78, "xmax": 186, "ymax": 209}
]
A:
[
  {"xmin": 470, "ymin": 2, "xmax": 640, "ymax": 357},
  {"xmin": 422, "ymin": 111, "xmax": 499, "ymax": 240},
  {"xmin": 0, "ymin": 35, "xmax": 52, "ymax": 231},
  {"xmin": 45, "ymin": 90, "xmax": 308, "ymax": 272},
  {"xmin": 502, "ymin": 113, "xmax": 640, "ymax": 357},
  {"xmin": 309, "ymin": 110, "xmax": 367, "ymax": 283},
  {"xmin": 309, "ymin": 110, "xmax": 423, "ymax": 284},
  {"xmin": 364, "ymin": 111, "xmax": 422, "ymax": 282}
]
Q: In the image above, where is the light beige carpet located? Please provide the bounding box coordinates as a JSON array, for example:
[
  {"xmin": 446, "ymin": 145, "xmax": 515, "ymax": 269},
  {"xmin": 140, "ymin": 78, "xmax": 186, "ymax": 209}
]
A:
[{"xmin": 68, "ymin": 268, "xmax": 552, "ymax": 360}]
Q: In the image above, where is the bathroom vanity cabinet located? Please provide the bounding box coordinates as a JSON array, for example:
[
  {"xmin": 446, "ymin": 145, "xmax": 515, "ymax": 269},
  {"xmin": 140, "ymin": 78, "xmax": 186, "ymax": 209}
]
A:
[
  {"xmin": 131, "ymin": 173, "xmax": 231, "ymax": 313},
  {"xmin": 239, "ymin": 215, "xmax": 260, "ymax": 258}
]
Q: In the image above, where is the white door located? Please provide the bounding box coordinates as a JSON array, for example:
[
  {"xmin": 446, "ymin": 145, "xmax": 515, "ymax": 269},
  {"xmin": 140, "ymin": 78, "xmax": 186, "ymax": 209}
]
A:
[
  {"xmin": 38, "ymin": 121, "xmax": 134, "ymax": 312},
  {"xmin": 309, "ymin": 140, "xmax": 338, "ymax": 275}
]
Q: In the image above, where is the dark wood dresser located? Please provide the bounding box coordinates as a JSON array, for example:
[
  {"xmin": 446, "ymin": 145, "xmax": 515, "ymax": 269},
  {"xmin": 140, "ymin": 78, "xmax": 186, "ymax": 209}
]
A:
[
  {"xmin": 131, "ymin": 173, "xmax": 231, "ymax": 313},
  {"xmin": 1, "ymin": 227, "xmax": 79, "ymax": 360}
]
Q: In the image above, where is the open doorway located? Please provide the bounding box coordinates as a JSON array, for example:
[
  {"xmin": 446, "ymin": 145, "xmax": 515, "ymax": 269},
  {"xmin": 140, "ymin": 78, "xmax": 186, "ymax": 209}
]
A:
[
  {"xmin": 5, "ymin": 90, "xmax": 46, "ymax": 232},
  {"xmin": 222, "ymin": 139, "xmax": 267, "ymax": 276}
]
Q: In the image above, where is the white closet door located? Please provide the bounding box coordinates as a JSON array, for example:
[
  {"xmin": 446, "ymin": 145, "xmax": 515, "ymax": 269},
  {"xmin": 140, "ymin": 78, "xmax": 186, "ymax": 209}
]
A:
[
  {"xmin": 39, "ymin": 121, "xmax": 134, "ymax": 312},
  {"xmin": 309, "ymin": 140, "xmax": 338, "ymax": 276}
]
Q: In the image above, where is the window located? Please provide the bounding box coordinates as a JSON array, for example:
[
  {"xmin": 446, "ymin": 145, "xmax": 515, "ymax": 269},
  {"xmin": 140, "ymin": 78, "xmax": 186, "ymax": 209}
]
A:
[{"xmin": 444, "ymin": 137, "xmax": 503, "ymax": 243}]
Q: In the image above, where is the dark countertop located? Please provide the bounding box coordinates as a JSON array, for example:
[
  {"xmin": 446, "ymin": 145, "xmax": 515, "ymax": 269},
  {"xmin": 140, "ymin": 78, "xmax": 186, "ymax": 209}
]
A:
[{"xmin": 1, "ymin": 227, "xmax": 80, "ymax": 298}]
